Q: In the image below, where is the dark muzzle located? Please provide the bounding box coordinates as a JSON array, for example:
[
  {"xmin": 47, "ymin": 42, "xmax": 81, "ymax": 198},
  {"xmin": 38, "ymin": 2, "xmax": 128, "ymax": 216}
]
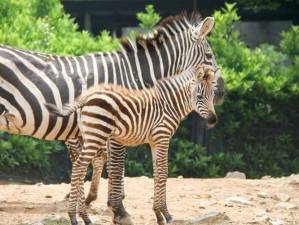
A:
[{"xmin": 207, "ymin": 113, "xmax": 217, "ymax": 128}]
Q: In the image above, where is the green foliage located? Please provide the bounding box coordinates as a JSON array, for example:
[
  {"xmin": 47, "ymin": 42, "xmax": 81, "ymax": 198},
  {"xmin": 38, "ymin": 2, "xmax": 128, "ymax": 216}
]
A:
[
  {"xmin": 136, "ymin": 4, "xmax": 161, "ymax": 32},
  {"xmin": 125, "ymin": 144, "xmax": 152, "ymax": 177},
  {"xmin": 0, "ymin": 132, "xmax": 63, "ymax": 173},
  {"xmin": 280, "ymin": 26, "xmax": 299, "ymax": 59},
  {"xmin": 207, "ymin": 3, "xmax": 299, "ymax": 178},
  {"xmin": 0, "ymin": 0, "xmax": 119, "ymax": 178},
  {"xmin": 0, "ymin": 0, "xmax": 118, "ymax": 55}
]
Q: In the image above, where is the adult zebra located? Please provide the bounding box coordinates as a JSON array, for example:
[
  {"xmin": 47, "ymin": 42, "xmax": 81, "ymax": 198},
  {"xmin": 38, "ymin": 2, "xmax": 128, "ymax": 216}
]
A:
[
  {"xmin": 46, "ymin": 65, "xmax": 220, "ymax": 225},
  {"xmin": 0, "ymin": 12, "xmax": 224, "ymax": 203}
]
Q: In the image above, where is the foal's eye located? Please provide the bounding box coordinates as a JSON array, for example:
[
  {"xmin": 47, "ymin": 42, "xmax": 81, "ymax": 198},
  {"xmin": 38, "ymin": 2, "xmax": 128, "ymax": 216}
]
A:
[{"xmin": 205, "ymin": 52, "xmax": 213, "ymax": 59}]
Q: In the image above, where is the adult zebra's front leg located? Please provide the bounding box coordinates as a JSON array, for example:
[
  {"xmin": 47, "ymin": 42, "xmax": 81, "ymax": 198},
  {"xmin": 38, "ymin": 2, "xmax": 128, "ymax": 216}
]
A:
[
  {"xmin": 151, "ymin": 137, "xmax": 172, "ymax": 225},
  {"xmin": 107, "ymin": 138, "xmax": 132, "ymax": 225}
]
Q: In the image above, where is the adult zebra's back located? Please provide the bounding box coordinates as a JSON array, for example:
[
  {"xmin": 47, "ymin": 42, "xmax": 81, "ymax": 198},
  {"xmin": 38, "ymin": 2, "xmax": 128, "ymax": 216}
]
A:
[{"xmin": 0, "ymin": 12, "xmax": 224, "ymax": 203}]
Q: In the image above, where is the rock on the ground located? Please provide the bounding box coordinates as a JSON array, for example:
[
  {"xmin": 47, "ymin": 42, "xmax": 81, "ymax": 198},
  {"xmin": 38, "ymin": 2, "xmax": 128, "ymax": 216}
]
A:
[
  {"xmin": 225, "ymin": 171, "xmax": 246, "ymax": 179},
  {"xmin": 272, "ymin": 193, "xmax": 291, "ymax": 202},
  {"xmin": 226, "ymin": 196, "xmax": 253, "ymax": 206},
  {"xmin": 269, "ymin": 219, "xmax": 286, "ymax": 225},
  {"xmin": 257, "ymin": 192, "xmax": 269, "ymax": 199},
  {"xmin": 188, "ymin": 211, "xmax": 230, "ymax": 224},
  {"xmin": 276, "ymin": 202, "xmax": 297, "ymax": 210}
]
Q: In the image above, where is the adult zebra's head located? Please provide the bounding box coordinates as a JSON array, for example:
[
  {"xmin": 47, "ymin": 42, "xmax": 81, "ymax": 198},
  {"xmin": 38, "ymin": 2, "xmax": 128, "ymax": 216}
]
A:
[
  {"xmin": 158, "ymin": 12, "xmax": 225, "ymax": 105},
  {"xmin": 190, "ymin": 65, "xmax": 220, "ymax": 128}
]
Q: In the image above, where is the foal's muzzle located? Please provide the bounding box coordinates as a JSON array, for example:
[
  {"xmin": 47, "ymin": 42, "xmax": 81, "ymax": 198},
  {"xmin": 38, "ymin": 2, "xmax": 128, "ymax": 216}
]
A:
[{"xmin": 206, "ymin": 113, "xmax": 217, "ymax": 128}]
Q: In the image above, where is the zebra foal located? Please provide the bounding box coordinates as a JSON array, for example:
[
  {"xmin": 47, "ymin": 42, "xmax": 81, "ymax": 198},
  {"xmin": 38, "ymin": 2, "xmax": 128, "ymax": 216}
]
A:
[{"xmin": 46, "ymin": 64, "xmax": 220, "ymax": 225}]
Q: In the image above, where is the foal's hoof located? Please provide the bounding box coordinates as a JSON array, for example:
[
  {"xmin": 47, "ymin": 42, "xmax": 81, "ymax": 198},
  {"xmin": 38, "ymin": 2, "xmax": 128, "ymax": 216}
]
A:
[
  {"xmin": 119, "ymin": 216, "xmax": 134, "ymax": 225},
  {"xmin": 157, "ymin": 221, "xmax": 167, "ymax": 225},
  {"xmin": 83, "ymin": 217, "xmax": 92, "ymax": 225}
]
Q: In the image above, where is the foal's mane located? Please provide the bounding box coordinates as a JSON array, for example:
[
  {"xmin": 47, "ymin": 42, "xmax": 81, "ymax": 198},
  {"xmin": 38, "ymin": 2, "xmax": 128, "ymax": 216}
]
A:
[{"xmin": 119, "ymin": 11, "xmax": 203, "ymax": 52}]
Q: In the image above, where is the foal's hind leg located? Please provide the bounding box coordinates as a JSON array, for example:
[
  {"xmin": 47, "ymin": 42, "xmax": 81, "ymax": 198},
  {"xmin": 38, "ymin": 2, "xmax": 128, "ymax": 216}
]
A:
[{"xmin": 107, "ymin": 139, "xmax": 132, "ymax": 225}]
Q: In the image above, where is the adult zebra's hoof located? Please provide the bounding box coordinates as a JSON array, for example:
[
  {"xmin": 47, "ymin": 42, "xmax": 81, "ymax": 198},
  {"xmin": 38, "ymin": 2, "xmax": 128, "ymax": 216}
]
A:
[
  {"xmin": 119, "ymin": 216, "xmax": 134, "ymax": 225},
  {"xmin": 83, "ymin": 217, "xmax": 92, "ymax": 225}
]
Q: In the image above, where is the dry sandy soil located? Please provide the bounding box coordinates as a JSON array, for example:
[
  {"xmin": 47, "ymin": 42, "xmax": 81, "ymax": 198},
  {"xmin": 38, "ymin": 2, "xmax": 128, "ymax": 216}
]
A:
[{"xmin": 0, "ymin": 175, "xmax": 298, "ymax": 225}]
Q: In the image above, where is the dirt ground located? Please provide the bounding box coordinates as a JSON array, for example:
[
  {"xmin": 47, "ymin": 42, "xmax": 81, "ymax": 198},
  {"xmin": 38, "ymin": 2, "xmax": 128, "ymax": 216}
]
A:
[{"xmin": 0, "ymin": 175, "xmax": 298, "ymax": 225}]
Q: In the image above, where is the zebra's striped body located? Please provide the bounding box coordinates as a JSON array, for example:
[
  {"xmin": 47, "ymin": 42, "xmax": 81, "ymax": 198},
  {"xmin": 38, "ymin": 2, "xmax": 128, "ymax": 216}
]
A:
[
  {"xmin": 46, "ymin": 65, "xmax": 220, "ymax": 225},
  {"xmin": 0, "ymin": 13, "xmax": 224, "ymax": 204}
]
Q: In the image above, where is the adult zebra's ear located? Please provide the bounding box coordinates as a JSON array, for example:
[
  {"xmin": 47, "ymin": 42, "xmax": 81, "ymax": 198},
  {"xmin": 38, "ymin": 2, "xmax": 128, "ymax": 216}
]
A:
[{"xmin": 198, "ymin": 17, "xmax": 215, "ymax": 39}]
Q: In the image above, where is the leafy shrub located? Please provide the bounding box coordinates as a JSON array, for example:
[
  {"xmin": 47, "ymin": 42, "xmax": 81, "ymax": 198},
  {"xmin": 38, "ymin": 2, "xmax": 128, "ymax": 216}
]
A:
[
  {"xmin": 0, "ymin": 0, "xmax": 118, "ymax": 180},
  {"xmin": 0, "ymin": 132, "xmax": 64, "ymax": 177},
  {"xmin": 136, "ymin": 4, "xmax": 161, "ymax": 31},
  {"xmin": 207, "ymin": 3, "xmax": 299, "ymax": 178}
]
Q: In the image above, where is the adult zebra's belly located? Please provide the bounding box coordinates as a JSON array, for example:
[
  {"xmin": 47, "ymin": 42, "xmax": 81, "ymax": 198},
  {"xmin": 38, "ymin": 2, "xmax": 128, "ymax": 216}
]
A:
[{"xmin": 0, "ymin": 102, "xmax": 79, "ymax": 141}]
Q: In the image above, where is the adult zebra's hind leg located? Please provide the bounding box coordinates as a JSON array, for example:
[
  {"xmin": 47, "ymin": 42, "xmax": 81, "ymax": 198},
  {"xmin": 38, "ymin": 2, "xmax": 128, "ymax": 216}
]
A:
[
  {"xmin": 66, "ymin": 138, "xmax": 106, "ymax": 206},
  {"xmin": 107, "ymin": 138, "xmax": 132, "ymax": 225},
  {"xmin": 68, "ymin": 136, "xmax": 109, "ymax": 225}
]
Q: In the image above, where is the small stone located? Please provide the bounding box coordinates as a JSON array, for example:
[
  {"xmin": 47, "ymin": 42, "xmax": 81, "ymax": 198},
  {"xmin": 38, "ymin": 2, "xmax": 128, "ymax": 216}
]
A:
[
  {"xmin": 226, "ymin": 196, "xmax": 253, "ymax": 206},
  {"xmin": 257, "ymin": 192, "xmax": 268, "ymax": 198},
  {"xmin": 177, "ymin": 175, "xmax": 183, "ymax": 179},
  {"xmin": 261, "ymin": 175, "xmax": 272, "ymax": 180},
  {"xmin": 189, "ymin": 211, "xmax": 230, "ymax": 224},
  {"xmin": 269, "ymin": 219, "xmax": 286, "ymax": 225},
  {"xmin": 272, "ymin": 193, "xmax": 290, "ymax": 202},
  {"xmin": 225, "ymin": 171, "xmax": 246, "ymax": 179},
  {"xmin": 246, "ymin": 221, "xmax": 260, "ymax": 224},
  {"xmin": 35, "ymin": 182, "xmax": 43, "ymax": 186},
  {"xmin": 180, "ymin": 194, "xmax": 186, "ymax": 198},
  {"xmin": 45, "ymin": 195, "xmax": 52, "ymax": 198},
  {"xmin": 88, "ymin": 215, "xmax": 102, "ymax": 225},
  {"xmin": 198, "ymin": 204, "xmax": 205, "ymax": 209},
  {"xmin": 276, "ymin": 202, "xmax": 297, "ymax": 210}
]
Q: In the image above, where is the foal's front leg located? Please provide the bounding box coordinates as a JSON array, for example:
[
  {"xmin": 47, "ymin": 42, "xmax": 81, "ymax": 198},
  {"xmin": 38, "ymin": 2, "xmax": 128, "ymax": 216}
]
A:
[{"xmin": 151, "ymin": 139, "xmax": 173, "ymax": 225}]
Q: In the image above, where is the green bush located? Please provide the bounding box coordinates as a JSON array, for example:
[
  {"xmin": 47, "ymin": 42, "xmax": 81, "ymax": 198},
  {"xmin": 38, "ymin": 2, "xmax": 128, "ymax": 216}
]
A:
[
  {"xmin": 0, "ymin": 0, "xmax": 118, "ymax": 55},
  {"xmin": 207, "ymin": 3, "xmax": 299, "ymax": 178},
  {"xmin": 0, "ymin": 132, "xmax": 64, "ymax": 178},
  {"xmin": 0, "ymin": 0, "xmax": 118, "ymax": 180}
]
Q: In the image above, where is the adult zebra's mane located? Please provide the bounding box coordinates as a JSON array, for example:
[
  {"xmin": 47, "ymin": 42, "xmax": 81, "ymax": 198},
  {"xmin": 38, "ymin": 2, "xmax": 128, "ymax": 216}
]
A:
[{"xmin": 119, "ymin": 11, "xmax": 203, "ymax": 52}]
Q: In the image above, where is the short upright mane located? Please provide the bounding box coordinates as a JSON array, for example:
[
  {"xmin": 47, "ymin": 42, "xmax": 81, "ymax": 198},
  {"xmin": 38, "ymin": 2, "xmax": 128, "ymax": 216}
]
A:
[{"xmin": 120, "ymin": 11, "xmax": 202, "ymax": 52}]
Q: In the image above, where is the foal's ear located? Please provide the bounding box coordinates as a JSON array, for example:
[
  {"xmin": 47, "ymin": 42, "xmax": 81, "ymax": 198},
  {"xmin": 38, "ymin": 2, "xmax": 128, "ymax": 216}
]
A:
[{"xmin": 194, "ymin": 66, "xmax": 205, "ymax": 83}]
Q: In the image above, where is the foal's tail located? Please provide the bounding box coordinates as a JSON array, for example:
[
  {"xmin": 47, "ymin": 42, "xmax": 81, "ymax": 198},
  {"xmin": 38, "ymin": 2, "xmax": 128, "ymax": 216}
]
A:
[{"xmin": 44, "ymin": 99, "xmax": 86, "ymax": 117}]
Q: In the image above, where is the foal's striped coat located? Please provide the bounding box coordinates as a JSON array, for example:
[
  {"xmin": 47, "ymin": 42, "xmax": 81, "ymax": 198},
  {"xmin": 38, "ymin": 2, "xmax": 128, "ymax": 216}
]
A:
[{"xmin": 46, "ymin": 65, "xmax": 220, "ymax": 225}]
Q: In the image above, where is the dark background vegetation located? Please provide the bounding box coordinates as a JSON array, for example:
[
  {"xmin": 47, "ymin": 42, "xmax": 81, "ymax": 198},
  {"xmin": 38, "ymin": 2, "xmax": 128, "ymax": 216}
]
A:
[{"xmin": 0, "ymin": 0, "xmax": 298, "ymax": 183}]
